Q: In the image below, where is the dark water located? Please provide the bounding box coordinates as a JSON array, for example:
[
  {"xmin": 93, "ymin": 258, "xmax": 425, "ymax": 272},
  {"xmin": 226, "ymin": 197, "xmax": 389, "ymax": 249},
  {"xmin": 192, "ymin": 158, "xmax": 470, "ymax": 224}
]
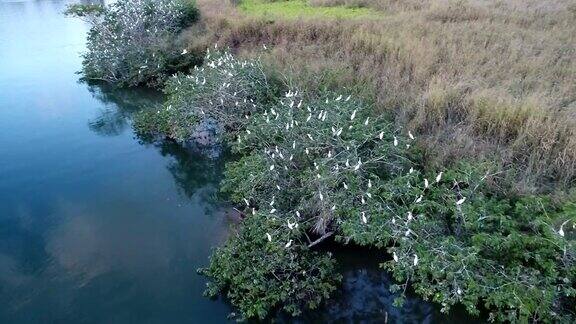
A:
[{"xmin": 0, "ymin": 1, "xmax": 478, "ymax": 323}]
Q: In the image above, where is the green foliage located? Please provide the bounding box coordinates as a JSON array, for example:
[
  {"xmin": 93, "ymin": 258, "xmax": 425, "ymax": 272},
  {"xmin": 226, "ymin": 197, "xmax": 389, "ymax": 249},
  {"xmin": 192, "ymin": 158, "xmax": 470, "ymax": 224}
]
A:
[
  {"xmin": 369, "ymin": 167, "xmax": 576, "ymax": 323},
  {"xmin": 135, "ymin": 50, "xmax": 576, "ymax": 321},
  {"xmin": 199, "ymin": 213, "xmax": 341, "ymax": 320},
  {"xmin": 64, "ymin": 3, "xmax": 105, "ymax": 17},
  {"xmin": 67, "ymin": 0, "xmax": 200, "ymax": 87},
  {"xmin": 134, "ymin": 49, "xmax": 280, "ymax": 142},
  {"xmin": 217, "ymin": 76, "xmax": 576, "ymax": 321},
  {"xmin": 239, "ymin": 0, "xmax": 379, "ymax": 19},
  {"xmin": 223, "ymin": 89, "xmax": 414, "ymax": 234}
]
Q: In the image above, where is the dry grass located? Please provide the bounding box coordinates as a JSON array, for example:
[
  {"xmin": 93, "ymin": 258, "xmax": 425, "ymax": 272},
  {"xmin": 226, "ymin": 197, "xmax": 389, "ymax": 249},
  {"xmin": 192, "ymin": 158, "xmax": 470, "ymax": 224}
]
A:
[{"xmin": 185, "ymin": 0, "xmax": 576, "ymax": 193}]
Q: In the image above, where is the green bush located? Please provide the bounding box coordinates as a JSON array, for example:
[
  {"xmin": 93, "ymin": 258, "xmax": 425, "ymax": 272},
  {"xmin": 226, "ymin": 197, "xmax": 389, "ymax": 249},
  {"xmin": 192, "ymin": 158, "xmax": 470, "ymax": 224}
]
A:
[
  {"xmin": 66, "ymin": 0, "xmax": 200, "ymax": 87},
  {"xmin": 134, "ymin": 49, "xmax": 280, "ymax": 142},
  {"xmin": 199, "ymin": 213, "xmax": 340, "ymax": 320},
  {"xmin": 219, "ymin": 85, "xmax": 576, "ymax": 321},
  {"xmin": 136, "ymin": 51, "xmax": 575, "ymax": 321}
]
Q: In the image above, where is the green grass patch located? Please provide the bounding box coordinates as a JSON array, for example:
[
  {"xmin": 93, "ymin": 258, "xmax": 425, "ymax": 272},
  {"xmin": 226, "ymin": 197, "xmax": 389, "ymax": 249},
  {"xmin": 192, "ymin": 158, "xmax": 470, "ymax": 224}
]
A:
[{"xmin": 239, "ymin": 0, "xmax": 380, "ymax": 19}]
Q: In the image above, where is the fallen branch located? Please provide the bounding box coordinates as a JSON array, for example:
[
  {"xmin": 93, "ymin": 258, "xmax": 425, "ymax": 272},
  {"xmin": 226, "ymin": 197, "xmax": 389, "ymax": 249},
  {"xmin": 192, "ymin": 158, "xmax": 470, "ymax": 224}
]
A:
[{"xmin": 307, "ymin": 231, "xmax": 334, "ymax": 249}]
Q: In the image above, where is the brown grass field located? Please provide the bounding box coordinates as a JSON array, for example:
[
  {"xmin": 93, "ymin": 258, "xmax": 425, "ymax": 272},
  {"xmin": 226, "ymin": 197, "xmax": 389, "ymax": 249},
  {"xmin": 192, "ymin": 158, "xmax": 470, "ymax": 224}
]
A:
[{"xmin": 184, "ymin": 0, "xmax": 576, "ymax": 194}]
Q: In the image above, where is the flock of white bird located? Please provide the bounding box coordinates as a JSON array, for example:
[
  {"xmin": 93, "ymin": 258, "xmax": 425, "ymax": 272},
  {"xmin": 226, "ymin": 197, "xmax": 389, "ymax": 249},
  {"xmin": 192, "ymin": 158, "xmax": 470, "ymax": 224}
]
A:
[{"xmin": 174, "ymin": 48, "xmax": 571, "ymax": 274}]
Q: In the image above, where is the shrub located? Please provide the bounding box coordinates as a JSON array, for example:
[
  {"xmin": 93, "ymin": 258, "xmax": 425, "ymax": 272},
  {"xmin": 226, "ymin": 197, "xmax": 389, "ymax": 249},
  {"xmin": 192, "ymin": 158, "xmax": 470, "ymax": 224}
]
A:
[
  {"xmin": 134, "ymin": 49, "xmax": 280, "ymax": 142},
  {"xmin": 346, "ymin": 164, "xmax": 576, "ymax": 322},
  {"xmin": 222, "ymin": 89, "xmax": 414, "ymax": 234},
  {"xmin": 199, "ymin": 213, "xmax": 340, "ymax": 320},
  {"xmin": 222, "ymin": 83, "xmax": 576, "ymax": 321},
  {"xmin": 66, "ymin": 0, "xmax": 200, "ymax": 87},
  {"xmin": 139, "ymin": 51, "xmax": 575, "ymax": 321}
]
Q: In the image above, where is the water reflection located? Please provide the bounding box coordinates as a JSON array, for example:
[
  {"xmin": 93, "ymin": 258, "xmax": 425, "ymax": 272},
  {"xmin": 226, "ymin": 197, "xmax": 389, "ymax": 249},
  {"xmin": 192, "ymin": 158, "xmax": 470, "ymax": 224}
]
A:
[
  {"xmin": 84, "ymin": 81, "xmax": 225, "ymax": 200},
  {"xmin": 85, "ymin": 82, "xmax": 163, "ymax": 136}
]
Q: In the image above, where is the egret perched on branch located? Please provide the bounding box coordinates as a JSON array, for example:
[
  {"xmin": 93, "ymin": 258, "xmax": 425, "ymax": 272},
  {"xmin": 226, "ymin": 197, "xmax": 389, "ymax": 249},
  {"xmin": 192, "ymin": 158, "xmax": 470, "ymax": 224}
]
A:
[{"xmin": 436, "ymin": 172, "xmax": 443, "ymax": 183}]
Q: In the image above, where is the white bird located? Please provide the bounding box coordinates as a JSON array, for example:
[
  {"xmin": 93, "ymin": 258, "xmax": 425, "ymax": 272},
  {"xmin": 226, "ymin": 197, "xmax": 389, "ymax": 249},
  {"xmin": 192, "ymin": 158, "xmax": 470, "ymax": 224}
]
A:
[
  {"xmin": 364, "ymin": 117, "xmax": 370, "ymax": 126},
  {"xmin": 343, "ymin": 182, "xmax": 348, "ymax": 190},
  {"xmin": 243, "ymin": 198, "xmax": 250, "ymax": 206},
  {"xmin": 409, "ymin": 131, "xmax": 415, "ymax": 140},
  {"xmin": 181, "ymin": 48, "xmax": 188, "ymax": 55},
  {"xmin": 379, "ymin": 131, "xmax": 384, "ymax": 140},
  {"xmin": 270, "ymin": 196, "xmax": 275, "ymax": 206},
  {"xmin": 270, "ymin": 165, "xmax": 275, "ymax": 171},
  {"xmin": 436, "ymin": 172, "xmax": 443, "ymax": 183},
  {"xmin": 368, "ymin": 179, "xmax": 372, "ymax": 188},
  {"xmin": 296, "ymin": 211, "xmax": 301, "ymax": 218},
  {"xmin": 361, "ymin": 196, "xmax": 366, "ymax": 204},
  {"xmin": 413, "ymin": 254, "xmax": 419, "ymax": 266},
  {"xmin": 457, "ymin": 288, "xmax": 462, "ymax": 295},
  {"xmin": 270, "ymin": 209, "xmax": 276, "ymax": 214},
  {"xmin": 456, "ymin": 197, "xmax": 467, "ymax": 205},
  {"xmin": 345, "ymin": 95, "xmax": 351, "ymax": 102},
  {"xmin": 336, "ymin": 128, "xmax": 343, "ymax": 136},
  {"xmin": 336, "ymin": 95, "xmax": 343, "ymax": 101},
  {"xmin": 558, "ymin": 219, "xmax": 571, "ymax": 237},
  {"xmin": 350, "ymin": 109, "xmax": 357, "ymax": 121},
  {"xmin": 416, "ymin": 195, "xmax": 423, "ymax": 203},
  {"xmin": 393, "ymin": 252, "xmax": 399, "ymax": 262},
  {"xmin": 407, "ymin": 211, "xmax": 413, "ymax": 221},
  {"xmin": 424, "ymin": 179, "xmax": 429, "ymax": 188},
  {"xmin": 319, "ymin": 191, "xmax": 324, "ymax": 201},
  {"xmin": 409, "ymin": 167, "xmax": 414, "ymax": 174},
  {"xmin": 307, "ymin": 134, "xmax": 313, "ymax": 140},
  {"xmin": 285, "ymin": 240, "xmax": 292, "ymax": 248},
  {"xmin": 266, "ymin": 233, "xmax": 272, "ymax": 242},
  {"xmin": 393, "ymin": 136, "xmax": 398, "ymax": 147},
  {"xmin": 354, "ymin": 159, "xmax": 362, "ymax": 171},
  {"xmin": 287, "ymin": 220, "xmax": 298, "ymax": 230},
  {"xmin": 361, "ymin": 212, "xmax": 368, "ymax": 224}
]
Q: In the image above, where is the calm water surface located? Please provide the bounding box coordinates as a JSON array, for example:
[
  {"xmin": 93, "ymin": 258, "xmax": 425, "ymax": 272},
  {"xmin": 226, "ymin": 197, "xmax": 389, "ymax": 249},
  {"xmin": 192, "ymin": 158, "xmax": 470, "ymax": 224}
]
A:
[{"xmin": 0, "ymin": 1, "xmax": 477, "ymax": 323}]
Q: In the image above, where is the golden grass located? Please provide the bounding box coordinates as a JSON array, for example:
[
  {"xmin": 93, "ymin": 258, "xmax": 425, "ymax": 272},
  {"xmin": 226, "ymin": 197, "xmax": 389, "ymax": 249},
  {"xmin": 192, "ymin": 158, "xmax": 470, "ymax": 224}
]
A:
[{"xmin": 186, "ymin": 0, "xmax": 576, "ymax": 193}]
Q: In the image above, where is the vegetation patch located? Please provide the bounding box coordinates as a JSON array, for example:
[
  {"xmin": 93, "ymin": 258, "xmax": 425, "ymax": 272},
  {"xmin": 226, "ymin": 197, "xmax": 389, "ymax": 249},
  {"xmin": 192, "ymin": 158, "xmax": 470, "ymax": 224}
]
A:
[
  {"xmin": 239, "ymin": 0, "xmax": 379, "ymax": 19},
  {"xmin": 134, "ymin": 49, "xmax": 280, "ymax": 142},
  {"xmin": 135, "ymin": 50, "xmax": 576, "ymax": 322},
  {"xmin": 199, "ymin": 213, "xmax": 340, "ymax": 320},
  {"xmin": 66, "ymin": 0, "xmax": 200, "ymax": 87},
  {"xmin": 189, "ymin": 0, "xmax": 576, "ymax": 193}
]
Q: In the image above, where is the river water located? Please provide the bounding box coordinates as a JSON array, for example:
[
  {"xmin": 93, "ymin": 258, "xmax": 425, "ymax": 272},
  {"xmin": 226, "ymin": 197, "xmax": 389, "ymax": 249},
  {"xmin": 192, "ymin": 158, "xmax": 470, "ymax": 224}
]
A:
[{"xmin": 0, "ymin": 1, "xmax": 476, "ymax": 323}]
